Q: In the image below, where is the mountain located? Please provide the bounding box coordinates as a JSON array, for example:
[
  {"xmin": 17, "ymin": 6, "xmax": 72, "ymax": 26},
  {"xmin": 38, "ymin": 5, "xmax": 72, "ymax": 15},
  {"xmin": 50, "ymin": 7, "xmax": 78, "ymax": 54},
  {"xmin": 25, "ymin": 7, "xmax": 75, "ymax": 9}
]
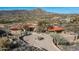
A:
[{"xmin": 0, "ymin": 8, "xmax": 79, "ymax": 24}]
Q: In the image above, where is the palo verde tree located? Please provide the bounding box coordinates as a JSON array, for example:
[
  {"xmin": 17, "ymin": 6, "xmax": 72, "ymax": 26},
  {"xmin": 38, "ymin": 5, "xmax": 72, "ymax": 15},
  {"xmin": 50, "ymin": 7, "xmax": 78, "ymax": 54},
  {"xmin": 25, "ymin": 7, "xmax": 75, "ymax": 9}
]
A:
[{"xmin": 37, "ymin": 20, "xmax": 50, "ymax": 33}]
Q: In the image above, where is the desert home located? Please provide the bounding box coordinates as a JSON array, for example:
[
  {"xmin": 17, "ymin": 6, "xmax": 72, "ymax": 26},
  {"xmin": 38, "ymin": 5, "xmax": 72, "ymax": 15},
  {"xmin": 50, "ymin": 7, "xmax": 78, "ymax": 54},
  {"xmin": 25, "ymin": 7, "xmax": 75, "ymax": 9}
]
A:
[
  {"xmin": 9, "ymin": 22, "xmax": 38, "ymax": 35},
  {"xmin": 47, "ymin": 26, "xmax": 64, "ymax": 32},
  {"xmin": 9, "ymin": 23, "xmax": 23, "ymax": 35},
  {"xmin": 23, "ymin": 22, "xmax": 38, "ymax": 31}
]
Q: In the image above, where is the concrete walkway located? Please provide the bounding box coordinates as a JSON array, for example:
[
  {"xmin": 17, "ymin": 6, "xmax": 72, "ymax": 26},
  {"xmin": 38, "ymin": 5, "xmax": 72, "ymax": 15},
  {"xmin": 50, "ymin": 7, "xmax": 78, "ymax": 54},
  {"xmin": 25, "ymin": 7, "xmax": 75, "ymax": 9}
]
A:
[{"xmin": 23, "ymin": 32, "xmax": 60, "ymax": 51}]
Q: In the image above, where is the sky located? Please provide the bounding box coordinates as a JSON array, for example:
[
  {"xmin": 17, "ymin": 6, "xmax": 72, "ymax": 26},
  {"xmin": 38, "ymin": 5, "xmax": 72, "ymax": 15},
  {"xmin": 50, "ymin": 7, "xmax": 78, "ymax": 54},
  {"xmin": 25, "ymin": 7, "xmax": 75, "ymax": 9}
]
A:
[{"xmin": 0, "ymin": 7, "xmax": 79, "ymax": 14}]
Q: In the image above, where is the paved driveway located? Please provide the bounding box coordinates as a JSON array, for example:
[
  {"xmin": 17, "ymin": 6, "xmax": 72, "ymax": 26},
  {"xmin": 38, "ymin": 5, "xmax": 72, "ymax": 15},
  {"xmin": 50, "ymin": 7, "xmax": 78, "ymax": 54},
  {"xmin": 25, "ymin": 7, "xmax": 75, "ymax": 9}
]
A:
[{"xmin": 23, "ymin": 32, "xmax": 60, "ymax": 51}]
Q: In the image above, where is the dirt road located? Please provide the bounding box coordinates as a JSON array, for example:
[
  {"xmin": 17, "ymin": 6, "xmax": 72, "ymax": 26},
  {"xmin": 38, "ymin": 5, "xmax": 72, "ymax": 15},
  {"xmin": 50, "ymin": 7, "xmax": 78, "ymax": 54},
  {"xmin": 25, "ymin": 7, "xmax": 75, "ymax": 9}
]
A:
[{"xmin": 23, "ymin": 32, "xmax": 60, "ymax": 51}]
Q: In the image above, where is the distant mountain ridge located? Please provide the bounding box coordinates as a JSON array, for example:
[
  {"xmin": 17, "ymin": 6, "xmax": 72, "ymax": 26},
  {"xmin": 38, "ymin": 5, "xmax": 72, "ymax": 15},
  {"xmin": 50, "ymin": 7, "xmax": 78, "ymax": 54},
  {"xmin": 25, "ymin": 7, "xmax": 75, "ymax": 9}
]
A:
[{"xmin": 0, "ymin": 8, "xmax": 79, "ymax": 24}]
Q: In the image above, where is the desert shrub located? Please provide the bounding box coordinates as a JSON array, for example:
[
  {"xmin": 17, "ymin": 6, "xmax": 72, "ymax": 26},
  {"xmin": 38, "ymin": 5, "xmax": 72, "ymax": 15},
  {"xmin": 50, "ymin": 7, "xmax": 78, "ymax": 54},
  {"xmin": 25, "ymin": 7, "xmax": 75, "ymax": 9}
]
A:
[
  {"xmin": 51, "ymin": 33, "xmax": 70, "ymax": 45},
  {"xmin": 37, "ymin": 20, "xmax": 49, "ymax": 33},
  {"xmin": 0, "ymin": 37, "xmax": 10, "ymax": 50}
]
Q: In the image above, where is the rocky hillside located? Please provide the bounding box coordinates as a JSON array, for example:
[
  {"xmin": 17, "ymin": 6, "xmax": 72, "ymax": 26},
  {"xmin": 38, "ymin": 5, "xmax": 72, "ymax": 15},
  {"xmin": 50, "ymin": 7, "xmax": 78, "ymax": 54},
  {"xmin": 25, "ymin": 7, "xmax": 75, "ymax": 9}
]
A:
[
  {"xmin": 0, "ymin": 8, "xmax": 66, "ymax": 24},
  {"xmin": 0, "ymin": 8, "xmax": 79, "ymax": 27}
]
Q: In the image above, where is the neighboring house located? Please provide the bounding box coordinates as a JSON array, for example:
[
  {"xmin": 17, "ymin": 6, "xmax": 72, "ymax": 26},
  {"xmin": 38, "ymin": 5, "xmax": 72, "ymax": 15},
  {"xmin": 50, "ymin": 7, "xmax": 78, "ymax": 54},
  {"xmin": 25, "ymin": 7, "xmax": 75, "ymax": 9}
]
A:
[
  {"xmin": 47, "ymin": 26, "xmax": 64, "ymax": 32},
  {"xmin": 0, "ymin": 24, "xmax": 5, "ymax": 28}
]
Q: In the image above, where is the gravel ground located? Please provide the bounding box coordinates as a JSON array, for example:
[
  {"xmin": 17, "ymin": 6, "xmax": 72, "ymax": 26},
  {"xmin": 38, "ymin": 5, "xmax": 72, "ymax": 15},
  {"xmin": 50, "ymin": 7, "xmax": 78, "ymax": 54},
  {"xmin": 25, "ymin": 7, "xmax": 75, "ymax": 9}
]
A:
[
  {"xmin": 9, "ymin": 38, "xmax": 47, "ymax": 51},
  {"xmin": 59, "ymin": 44, "xmax": 79, "ymax": 51}
]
